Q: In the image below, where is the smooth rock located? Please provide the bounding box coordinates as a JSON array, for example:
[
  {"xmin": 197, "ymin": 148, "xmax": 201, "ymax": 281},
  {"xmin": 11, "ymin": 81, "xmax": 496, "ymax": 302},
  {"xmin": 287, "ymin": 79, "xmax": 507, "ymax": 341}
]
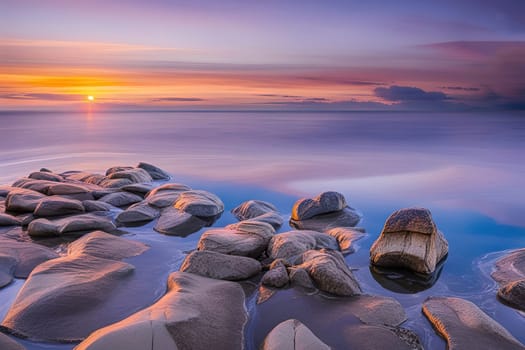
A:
[
  {"xmin": 0, "ymin": 254, "xmax": 17, "ymax": 287},
  {"xmin": 291, "ymin": 191, "xmax": 347, "ymax": 221},
  {"xmin": 267, "ymin": 230, "xmax": 339, "ymax": 264},
  {"xmin": 290, "ymin": 207, "xmax": 361, "ymax": 232},
  {"xmin": 422, "ymin": 297, "xmax": 525, "ymax": 350},
  {"xmin": 146, "ymin": 183, "xmax": 191, "ymax": 197},
  {"xmin": 47, "ymin": 183, "xmax": 92, "ymax": 196},
  {"xmin": 262, "ymin": 319, "xmax": 330, "ymax": 350},
  {"xmin": 341, "ymin": 325, "xmax": 421, "ymax": 350},
  {"xmin": 99, "ymin": 192, "xmax": 143, "ymax": 207},
  {"xmin": 33, "ymin": 196, "xmax": 85, "ymax": 217},
  {"xmin": 146, "ymin": 190, "xmax": 183, "ymax": 208},
  {"xmin": 28, "ymin": 214, "xmax": 116, "ymax": 237},
  {"xmin": 174, "ymin": 190, "xmax": 224, "ymax": 217},
  {"xmin": 288, "ymin": 267, "xmax": 316, "ymax": 291},
  {"xmin": 0, "ymin": 238, "xmax": 59, "ymax": 278},
  {"xmin": 180, "ymin": 250, "xmax": 261, "ymax": 280},
  {"xmin": 326, "ymin": 227, "xmax": 365, "ymax": 253},
  {"xmin": 137, "ymin": 162, "xmax": 171, "ymax": 180},
  {"xmin": 120, "ymin": 183, "xmax": 155, "ymax": 196},
  {"xmin": 64, "ymin": 172, "xmax": 106, "ymax": 185},
  {"xmin": 0, "ymin": 213, "xmax": 22, "ymax": 226},
  {"xmin": 0, "ymin": 185, "xmax": 16, "ymax": 197},
  {"xmin": 82, "ymin": 200, "xmax": 114, "ymax": 212},
  {"xmin": 76, "ymin": 272, "xmax": 247, "ymax": 350},
  {"xmin": 232, "ymin": 200, "xmax": 283, "ymax": 228},
  {"xmin": 498, "ymin": 279, "xmax": 525, "ymax": 311},
  {"xmin": 261, "ymin": 260, "xmax": 289, "ymax": 288},
  {"xmin": 116, "ymin": 202, "xmax": 160, "ymax": 225},
  {"xmin": 67, "ymin": 230, "xmax": 148, "ymax": 260},
  {"xmin": 370, "ymin": 208, "xmax": 448, "ymax": 274},
  {"xmin": 350, "ymin": 295, "xmax": 407, "ymax": 326},
  {"xmin": 492, "ymin": 248, "xmax": 525, "ymax": 311},
  {"xmin": 98, "ymin": 178, "xmax": 133, "ymax": 188},
  {"xmin": 154, "ymin": 208, "xmax": 208, "ymax": 236},
  {"xmin": 28, "ymin": 171, "xmax": 64, "ymax": 182},
  {"xmin": 5, "ymin": 188, "xmax": 46, "ymax": 213},
  {"xmin": 296, "ymin": 249, "xmax": 361, "ymax": 296},
  {"xmin": 105, "ymin": 166, "xmax": 133, "ymax": 176},
  {"xmin": 0, "ymin": 333, "xmax": 26, "ymax": 350},
  {"xmin": 107, "ymin": 168, "xmax": 152, "ymax": 183}
]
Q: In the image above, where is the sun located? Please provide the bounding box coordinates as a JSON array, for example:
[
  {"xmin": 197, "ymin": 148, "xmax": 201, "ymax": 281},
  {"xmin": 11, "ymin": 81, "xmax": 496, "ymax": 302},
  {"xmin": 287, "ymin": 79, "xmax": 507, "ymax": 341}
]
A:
[{"xmin": 87, "ymin": 95, "xmax": 95, "ymax": 102}]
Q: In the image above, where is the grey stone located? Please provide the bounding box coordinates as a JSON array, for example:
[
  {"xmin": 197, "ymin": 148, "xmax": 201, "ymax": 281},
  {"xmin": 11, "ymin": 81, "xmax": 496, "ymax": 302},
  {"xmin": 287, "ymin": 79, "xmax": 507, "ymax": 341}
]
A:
[
  {"xmin": 261, "ymin": 260, "xmax": 289, "ymax": 288},
  {"xmin": 107, "ymin": 168, "xmax": 152, "ymax": 183},
  {"xmin": 98, "ymin": 178, "xmax": 133, "ymax": 188},
  {"xmin": 120, "ymin": 183, "xmax": 155, "ymax": 196},
  {"xmin": 33, "ymin": 196, "xmax": 85, "ymax": 217},
  {"xmin": 28, "ymin": 171, "xmax": 64, "ymax": 182},
  {"xmin": 231, "ymin": 200, "xmax": 283, "ymax": 228},
  {"xmin": 146, "ymin": 190, "xmax": 183, "ymax": 208},
  {"xmin": 137, "ymin": 162, "xmax": 171, "ymax": 180},
  {"xmin": 180, "ymin": 250, "xmax": 261, "ymax": 280},
  {"xmin": 28, "ymin": 214, "xmax": 116, "ymax": 237},
  {"xmin": 174, "ymin": 190, "xmax": 224, "ymax": 217},
  {"xmin": 154, "ymin": 207, "xmax": 207, "ymax": 236},
  {"xmin": 492, "ymin": 248, "xmax": 525, "ymax": 311},
  {"xmin": 146, "ymin": 183, "xmax": 192, "ymax": 197},
  {"xmin": 82, "ymin": 200, "xmax": 114, "ymax": 212},
  {"xmin": 0, "ymin": 213, "xmax": 22, "ymax": 226},
  {"xmin": 105, "ymin": 166, "xmax": 133, "ymax": 176},
  {"xmin": 0, "ymin": 254, "xmax": 17, "ymax": 287},
  {"xmin": 116, "ymin": 202, "xmax": 160, "ymax": 225},
  {"xmin": 288, "ymin": 267, "xmax": 316, "ymax": 291},
  {"xmin": 267, "ymin": 230, "xmax": 339, "ymax": 264},
  {"xmin": 0, "ymin": 238, "xmax": 59, "ymax": 279},
  {"xmin": 341, "ymin": 325, "xmax": 421, "ymax": 350},
  {"xmin": 261, "ymin": 319, "xmax": 330, "ymax": 350},
  {"xmin": 0, "ymin": 333, "xmax": 26, "ymax": 350},
  {"xmin": 5, "ymin": 188, "xmax": 46, "ymax": 213},
  {"xmin": 291, "ymin": 191, "xmax": 347, "ymax": 221},
  {"xmin": 498, "ymin": 279, "xmax": 525, "ymax": 311},
  {"xmin": 326, "ymin": 227, "xmax": 365, "ymax": 253},
  {"xmin": 99, "ymin": 192, "xmax": 143, "ymax": 207},
  {"xmin": 291, "ymin": 207, "xmax": 361, "ymax": 232}
]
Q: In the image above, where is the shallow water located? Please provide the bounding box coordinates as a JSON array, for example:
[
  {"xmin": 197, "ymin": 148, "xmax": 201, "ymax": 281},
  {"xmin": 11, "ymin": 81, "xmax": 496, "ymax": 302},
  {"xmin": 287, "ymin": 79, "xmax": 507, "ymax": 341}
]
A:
[{"xmin": 0, "ymin": 110, "xmax": 524, "ymax": 349}]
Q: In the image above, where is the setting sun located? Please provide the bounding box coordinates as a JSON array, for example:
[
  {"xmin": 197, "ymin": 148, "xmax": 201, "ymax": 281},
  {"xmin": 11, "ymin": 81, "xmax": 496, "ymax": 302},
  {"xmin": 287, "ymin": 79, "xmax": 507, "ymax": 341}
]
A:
[{"xmin": 87, "ymin": 95, "xmax": 95, "ymax": 102}]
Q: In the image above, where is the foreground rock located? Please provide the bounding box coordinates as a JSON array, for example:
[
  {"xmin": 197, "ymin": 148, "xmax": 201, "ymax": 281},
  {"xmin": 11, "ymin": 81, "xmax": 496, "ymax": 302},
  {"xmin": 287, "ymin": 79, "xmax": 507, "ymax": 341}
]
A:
[
  {"xmin": 0, "ymin": 333, "xmax": 26, "ymax": 350},
  {"xmin": 261, "ymin": 260, "xmax": 290, "ymax": 288},
  {"xmin": 28, "ymin": 213, "xmax": 116, "ymax": 237},
  {"xmin": 262, "ymin": 319, "xmax": 330, "ymax": 350},
  {"xmin": 5, "ymin": 188, "xmax": 46, "ymax": 213},
  {"xmin": 180, "ymin": 250, "xmax": 261, "ymax": 280},
  {"xmin": 99, "ymin": 191, "xmax": 143, "ymax": 207},
  {"xmin": 422, "ymin": 297, "xmax": 525, "ymax": 350},
  {"xmin": 326, "ymin": 227, "xmax": 365, "ymax": 253},
  {"xmin": 76, "ymin": 272, "xmax": 246, "ymax": 350},
  {"xmin": 154, "ymin": 208, "xmax": 209, "ymax": 236},
  {"xmin": 370, "ymin": 208, "xmax": 448, "ymax": 274},
  {"xmin": 116, "ymin": 202, "xmax": 160, "ymax": 225},
  {"xmin": 33, "ymin": 196, "xmax": 85, "ymax": 217},
  {"xmin": 0, "ymin": 213, "xmax": 22, "ymax": 226},
  {"xmin": 290, "ymin": 191, "xmax": 360, "ymax": 231},
  {"xmin": 173, "ymin": 190, "xmax": 224, "ymax": 217},
  {"xmin": 1, "ymin": 231, "xmax": 148, "ymax": 342},
  {"xmin": 232, "ymin": 200, "xmax": 283, "ymax": 229},
  {"xmin": 145, "ymin": 183, "xmax": 191, "ymax": 208},
  {"xmin": 267, "ymin": 230, "xmax": 339, "ymax": 264},
  {"xmin": 492, "ymin": 248, "xmax": 525, "ymax": 311}
]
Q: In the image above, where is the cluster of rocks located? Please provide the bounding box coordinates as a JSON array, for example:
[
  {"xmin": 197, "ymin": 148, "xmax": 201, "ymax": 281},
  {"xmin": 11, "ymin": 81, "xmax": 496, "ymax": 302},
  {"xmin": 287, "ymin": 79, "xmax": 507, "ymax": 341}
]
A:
[{"xmin": 491, "ymin": 248, "xmax": 525, "ymax": 312}]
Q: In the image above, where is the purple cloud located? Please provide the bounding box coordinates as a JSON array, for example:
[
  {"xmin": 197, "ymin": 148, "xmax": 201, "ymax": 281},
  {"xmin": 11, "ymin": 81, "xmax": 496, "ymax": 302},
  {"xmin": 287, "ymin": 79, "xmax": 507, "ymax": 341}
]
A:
[{"xmin": 374, "ymin": 86, "xmax": 449, "ymax": 102}]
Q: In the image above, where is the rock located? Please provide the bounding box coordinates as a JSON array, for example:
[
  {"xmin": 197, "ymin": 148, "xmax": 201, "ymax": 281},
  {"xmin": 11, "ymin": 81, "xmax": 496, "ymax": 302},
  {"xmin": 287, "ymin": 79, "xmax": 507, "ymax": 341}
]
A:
[
  {"xmin": 197, "ymin": 220, "xmax": 275, "ymax": 258},
  {"xmin": 261, "ymin": 319, "xmax": 330, "ymax": 350},
  {"xmin": 105, "ymin": 166, "xmax": 133, "ymax": 176},
  {"xmin": 98, "ymin": 178, "xmax": 133, "ymax": 188},
  {"xmin": 146, "ymin": 183, "xmax": 192, "ymax": 197},
  {"xmin": 107, "ymin": 168, "xmax": 152, "ymax": 183},
  {"xmin": 5, "ymin": 188, "xmax": 46, "ymax": 213},
  {"xmin": 46, "ymin": 183, "xmax": 92, "ymax": 197},
  {"xmin": 291, "ymin": 191, "xmax": 347, "ymax": 221},
  {"xmin": 76, "ymin": 272, "xmax": 247, "ymax": 350},
  {"xmin": 349, "ymin": 295, "xmax": 407, "ymax": 326},
  {"xmin": 64, "ymin": 172, "xmax": 106, "ymax": 185},
  {"xmin": 326, "ymin": 227, "xmax": 365, "ymax": 253},
  {"xmin": 82, "ymin": 200, "xmax": 114, "ymax": 212},
  {"xmin": 492, "ymin": 248, "xmax": 525, "ymax": 311},
  {"xmin": 0, "ymin": 333, "xmax": 26, "ymax": 350},
  {"xmin": 262, "ymin": 260, "xmax": 289, "ymax": 288},
  {"xmin": 0, "ymin": 254, "xmax": 17, "ymax": 287},
  {"xmin": 1, "ymin": 231, "xmax": 148, "ymax": 342},
  {"xmin": 295, "ymin": 249, "xmax": 361, "ymax": 296},
  {"xmin": 290, "ymin": 207, "xmax": 361, "ymax": 232},
  {"xmin": 422, "ymin": 297, "xmax": 525, "ymax": 350},
  {"xmin": 154, "ymin": 208, "xmax": 208, "ymax": 236},
  {"xmin": 180, "ymin": 250, "xmax": 261, "ymax": 280},
  {"xmin": 120, "ymin": 183, "xmax": 155, "ymax": 196},
  {"xmin": 370, "ymin": 208, "xmax": 448, "ymax": 274},
  {"xmin": 116, "ymin": 202, "xmax": 160, "ymax": 225},
  {"xmin": 288, "ymin": 267, "xmax": 317, "ymax": 291},
  {"xmin": 267, "ymin": 230, "xmax": 339, "ymax": 264},
  {"xmin": 33, "ymin": 196, "xmax": 85, "ymax": 217},
  {"xmin": 0, "ymin": 238, "xmax": 59, "ymax": 279},
  {"xmin": 174, "ymin": 190, "xmax": 224, "ymax": 217},
  {"xmin": 99, "ymin": 192, "xmax": 143, "ymax": 207},
  {"xmin": 0, "ymin": 185, "xmax": 16, "ymax": 197},
  {"xmin": 28, "ymin": 214, "xmax": 116, "ymax": 237},
  {"xmin": 137, "ymin": 162, "xmax": 171, "ymax": 180},
  {"xmin": 341, "ymin": 325, "xmax": 422, "ymax": 350},
  {"xmin": 0, "ymin": 213, "xmax": 22, "ymax": 226},
  {"xmin": 28, "ymin": 171, "xmax": 64, "ymax": 182},
  {"xmin": 146, "ymin": 190, "xmax": 184, "ymax": 208},
  {"xmin": 232, "ymin": 200, "xmax": 283, "ymax": 228}
]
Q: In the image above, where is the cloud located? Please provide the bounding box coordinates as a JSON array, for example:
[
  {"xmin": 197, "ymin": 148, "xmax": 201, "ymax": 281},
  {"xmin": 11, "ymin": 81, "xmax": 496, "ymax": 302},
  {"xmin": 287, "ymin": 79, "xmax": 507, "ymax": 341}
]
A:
[
  {"xmin": 374, "ymin": 85, "xmax": 448, "ymax": 102},
  {"xmin": 441, "ymin": 86, "xmax": 480, "ymax": 91},
  {"xmin": 150, "ymin": 97, "xmax": 205, "ymax": 102},
  {"xmin": 0, "ymin": 93, "xmax": 81, "ymax": 101},
  {"xmin": 256, "ymin": 94, "xmax": 302, "ymax": 98}
]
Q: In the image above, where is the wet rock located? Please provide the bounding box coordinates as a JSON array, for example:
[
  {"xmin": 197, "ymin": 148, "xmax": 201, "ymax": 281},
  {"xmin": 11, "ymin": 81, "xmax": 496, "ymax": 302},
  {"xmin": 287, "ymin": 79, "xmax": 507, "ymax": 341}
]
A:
[
  {"xmin": 146, "ymin": 183, "xmax": 192, "ymax": 197},
  {"xmin": 174, "ymin": 190, "xmax": 224, "ymax": 217},
  {"xmin": 492, "ymin": 248, "xmax": 525, "ymax": 311},
  {"xmin": 137, "ymin": 162, "xmax": 171, "ymax": 180},
  {"xmin": 116, "ymin": 202, "xmax": 160, "ymax": 225},
  {"xmin": 105, "ymin": 166, "xmax": 133, "ymax": 176},
  {"xmin": 267, "ymin": 230, "xmax": 339, "ymax": 264},
  {"xmin": 291, "ymin": 191, "xmax": 347, "ymax": 220},
  {"xmin": 5, "ymin": 188, "xmax": 46, "ymax": 213},
  {"xmin": 370, "ymin": 208, "xmax": 448, "ymax": 274},
  {"xmin": 99, "ymin": 191, "xmax": 143, "ymax": 207},
  {"xmin": 290, "ymin": 207, "xmax": 361, "ymax": 232},
  {"xmin": 46, "ymin": 183, "xmax": 92, "ymax": 197},
  {"xmin": 0, "ymin": 254, "xmax": 17, "ymax": 287},
  {"xmin": 0, "ymin": 238, "xmax": 59, "ymax": 279},
  {"xmin": 64, "ymin": 172, "xmax": 106, "ymax": 185},
  {"xmin": 146, "ymin": 190, "xmax": 184, "ymax": 208},
  {"xmin": 28, "ymin": 171, "xmax": 64, "ymax": 182},
  {"xmin": 76, "ymin": 272, "xmax": 246, "ymax": 350},
  {"xmin": 1, "ymin": 231, "xmax": 148, "ymax": 342},
  {"xmin": 422, "ymin": 296, "xmax": 525, "ymax": 350},
  {"xmin": 33, "ymin": 196, "xmax": 85, "ymax": 217},
  {"xmin": 180, "ymin": 250, "xmax": 261, "ymax": 280},
  {"xmin": 28, "ymin": 214, "xmax": 116, "ymax": 237},
  {"xmin": 98, "ymin": 178, "xmax": 133, "ymax": 188},
  {"xmin": 154, "ymin": 207, "xmax": 208, "ymax": 236},
  {"xmin": 350, "ymin": 295, "xmax": 406, "ymax": 326},
  {"xmin": 82, "ymin": 200, "xmax": 114, "ymax": 212},
  {"xmin": 232, "ymin": 200, "xmax": 283, "ymax": 229},
  {"xmin": 288, "ymin": 267, "xmax": 317, "ymax": 291},
  {"xmin": 107, "ymin": 168, "xmax": 152, "ymax": 183},
  {"xmin": 0, "ymin": 333, "xmax": 26, "ymax": 350},
  {"xmin": 296, "ymin": 249, "xmax": 361, "ymax": 296},
  {"xmin": 0, "ymin": 185, "xmax": 16, "ymax": 197},
  {"xmin": 198, "ymin": 220, "xmax": 275, "ymax": 258},
  {"xmin": 326, "ymin": 227, "xmax": 365, "ymax": 253},
  {"xmin": 342, "ymin": 325, "xmax": 422, "ymax": 350},
  {"xmin": 261, "ymin": 319, "xmax": 330, "ymax": 350},
  {"xmin": 0, "ymin": 213, "xmax": 22, "ymax": 226},
  {"xmin": 261, "ymin": 260, "xmax": 289, "ymax": 288},
  {"xmin": 120, "ymin": 183, "xmax": 155, "ymax": 196}
]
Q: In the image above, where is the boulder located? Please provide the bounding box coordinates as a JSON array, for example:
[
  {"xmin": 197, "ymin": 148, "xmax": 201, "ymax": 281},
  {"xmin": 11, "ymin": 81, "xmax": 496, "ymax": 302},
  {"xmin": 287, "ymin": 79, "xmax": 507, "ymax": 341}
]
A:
[
  {"xmin": 137, "ymin": 162, "xmax": 171, "ymax": 180},
  {"xmin": 99, "ymin": 192, "xmax": 143, "ymax": 207},
  {"xmin": 116, "ymin": 202, "xmax": 160, "ymax": 225},
  {"xmin": 33, "ymin": 196, "xmax": 85, "ymax": 217},
  {"xmin": 82, "ymin": 200, "xmax": 114, "ymax": 212},
  {"xmin": 0, "ymin": 253, "xmax": 17, "ymax": 287},
  {"xmin": 370, "ymin": 208, "xmax": 448, "ymax": 274},
  {"xmin": 145, "ymin": 183, "xmax": 191, "ymax": 197},
  {"xmin": 341, "ymin": 325, "xmax": 422, "ymax": 350},
  {"xmin": 121, "ymin": 183, "xmax": 155, "ymax": 196},
  {"xmin": 180, "ymin": 250, "xmax": 261, "ymax": 280},
  {"xmin": 0, "ymin": 238, "xmax": 59, "ymax": 279},
  {"xmin": 290, "ymin": 207, "xmax": 361, "ymax": 232},
  {"xmin": 98, "ymin": 178, "xmax": 133, "ymax": 188},
  {"xmin": 295, "ymin": 249, "xmax": 361, "ymax": 296},
  {"xmin": 76, "ymin": 272, "xmax": 247, "ymax": 350},
  {"xmin": 422, "ymin": 297, "xmax": 525, "ymax": 350},
  {"xmin": 261, "ymin": 319, "xmax": 330, "ymax": 350},
  {"xmin": 197, "ymin": 220, "xmax": 275, "ymax": 258},
  {"xmin": 0, "ymin": 213, "xmax": 22, "ymax": 226},
  {"xmin": 5, "ymin": 188, "xmax": 46, "ymax": 212},
  {"xmin": 154, "ymin": 207, "xmax": 208, "ymax": 236},
  {"xmin": 288, "ymin": 267, "xmax": 316, "ymax": 291},
  {"xmin": 28, "ymin": 171, "xmax": 64, "ymax": 182},
  {"xmin": 0, "ymin": 185, "xmax": 16, "ymax": 197},
  {"xmin": 261, "ymin": 260, "xmax": 289, "ymax": 288},
  {"xmin": 232, "ymin": 200, "xmax": 283, "ymax": 228},
  {"xmin": 46, "ymin": 183, "xmax": 92, "ymax": 197},
  {"xmin": 1, "ymin": 231, "xmax": 148, "ymax": 342},
  {"xmin": 146, "ymin": 190, "xmax": 184, "ymax": 208},
  {"xmin": 0, "ymin": 333, "xmax": 26, "ymax": 350},
  {"xmin": 105, "ymin": 166, "xmax": 133, "ymax": 176},
  {"xmin": 492, "ymin": 248, "xmax": 525, "ymax": 311},
  {"xmin": 267, "ymin": 230, "xmax": 339, "ymax": 264},
  {"xmin": 28, "ymin": 214, "xmax": 116, "ymax": 237},
  {"xmin": 326, "ymin": 227, "xmax": 365, "ymax": 253},
  {"xmin": 174, "ymin": 190, "xmax": 224, "ymax": 217},
  {"xmin": 291, "ymin": 191, "xmax": 347, "ymax": 221},
  {"xmin": 107, "ymin": 168, "xmax": 152, "ymax": 183}
]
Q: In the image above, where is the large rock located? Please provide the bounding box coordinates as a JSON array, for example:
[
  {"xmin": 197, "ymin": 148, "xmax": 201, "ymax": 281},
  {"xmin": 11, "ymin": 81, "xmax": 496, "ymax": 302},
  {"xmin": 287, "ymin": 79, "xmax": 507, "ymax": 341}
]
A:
[
  {"xmin": 232, "ymin": 200, "xmax": 283, "ymax": 229},
  {"xmin": 180, "ymin": 250, "xmax": 261, "ymax": 280},
  {"xmin": 370, "ymin": 208, "xmax": 448, "ymax": 274},
  {"xmin": 295, "ymin": 249, "xmax": 361, "ymax": 296},
  {"xmin": 0, "ymin": 238, "xmax": 59, "ymax": 281},
  {"xmin": 121, "ymin": 183, "xmax": 155, "ymax": 196},
  {"xmin": 261, "ymin": 319, "xmax": 330, "ymax": 350},
  {"xmin": 146, "ymin": 183, "xmax": 192, "ymax": 197},
  {"xmin": 173, "ymin": 190, "xmax": 224, "ymax": 217},
  {"xmin": 291, "ymin": 191, "xmax": 347, "ymax": 220},
  {"xmin": 197, "ymin": 220, "xmax": 275, "ymax": 258},
  {"xmin": 1, "ymin": 231, "xmax": 148, "ymax": 342},
  {"xmin": 154, "ymin": 207, "xmax": 209, "ymax": 236},
  {"xmin": 28, "ymin": 213, "xmax": 116, "ymax": 237},
  {"xmin": 5, "ymin": 188, "xmax": 46, "ymax": 213},
  {"xmin": 291, "ymin": 208, "xmax": 361, "ymax": 232},
  {"xmin": 492, "ymin": 248, "xmax": 525, "ymax": 311},
  {"xmin": 145, "ymin": 183, "xmax": 191, "ymax": 208},
  {"xmin": 267, "ymin": 230, "xmax": 339, "ymax": 264},
  {"xmin": 0, "ymin": 253, "xmax": 17, "ymax": 287},
  {"xmin": 33, "ymin": 196, "xmax": 85, "ymax": 217},
  {"xmin": 422, "ymin": 297, "xmax": 525, "ymax": 350},
  {"xmin": 326, "ymin": 227, "xmax": 365, "ymax": 253},
  {"xmin": 28, "ymin": 171, "xmax": 64, "ymax": 182},
  {"xmin": 261, "ymin": 260, "xmax": 289, "ymax": 288},
  {"xmin": 82, "ymin": 200, "xmax": 114, "ymax": 212},
  {"xmin": 0, "ymin": 333, "xmax": 26, "ymax": 350},
  {"xmin": 107, "ymin": 168, "xmax": 153, "ymax": 183},
  {"xmin": 76, "ymin": 272, "xmax": 247, "ymax": 350},
  {"xmin": 116, "ymin": 202, "xmax": 160, "ymax": 225},
  {"xmin": 137, "ymin": 162, "xmax": 171, "ymax": 180},
  {"xmin": 99, "ymin": 192, "xmax": 143, "ymax": 207},
  {"xmin": 0, "ymin": 213, "xmax": 22, "ymax": 226}
]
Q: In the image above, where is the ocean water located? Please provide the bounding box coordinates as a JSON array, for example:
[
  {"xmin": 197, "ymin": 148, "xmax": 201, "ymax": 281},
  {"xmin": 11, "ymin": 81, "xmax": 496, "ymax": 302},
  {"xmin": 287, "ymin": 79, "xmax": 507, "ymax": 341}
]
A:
[{"xmin": 0, "ymin": 110, "xmax": 524, "ymax": 349}]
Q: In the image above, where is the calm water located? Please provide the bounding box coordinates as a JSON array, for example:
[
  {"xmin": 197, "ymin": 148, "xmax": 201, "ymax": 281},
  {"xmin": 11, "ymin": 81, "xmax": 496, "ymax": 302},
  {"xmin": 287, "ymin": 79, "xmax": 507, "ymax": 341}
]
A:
[{"xmin": 0, "ymin": 110, "xmax": 524, "ymax": 349}]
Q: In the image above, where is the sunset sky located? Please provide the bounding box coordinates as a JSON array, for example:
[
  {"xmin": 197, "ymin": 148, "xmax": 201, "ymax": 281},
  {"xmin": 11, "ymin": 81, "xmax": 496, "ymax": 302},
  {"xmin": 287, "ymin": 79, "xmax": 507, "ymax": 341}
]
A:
[{"xmin": 1, "ymin": 0, "xmax": 524, "ymax": 110}]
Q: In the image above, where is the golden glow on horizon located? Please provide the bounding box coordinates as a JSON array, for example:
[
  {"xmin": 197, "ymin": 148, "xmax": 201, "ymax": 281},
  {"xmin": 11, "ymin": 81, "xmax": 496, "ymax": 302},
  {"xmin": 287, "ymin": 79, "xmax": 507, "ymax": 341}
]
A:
[{"xmin": 87, "ymin": 95, "xmax": 95, "ymax": 101}]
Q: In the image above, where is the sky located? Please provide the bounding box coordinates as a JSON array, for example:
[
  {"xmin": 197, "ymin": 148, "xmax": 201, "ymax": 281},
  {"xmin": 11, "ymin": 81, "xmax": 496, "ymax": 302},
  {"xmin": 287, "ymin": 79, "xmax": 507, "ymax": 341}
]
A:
[{"xmin": 1, "ymin": 0, "xmax": 524, "ymax": 111}]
